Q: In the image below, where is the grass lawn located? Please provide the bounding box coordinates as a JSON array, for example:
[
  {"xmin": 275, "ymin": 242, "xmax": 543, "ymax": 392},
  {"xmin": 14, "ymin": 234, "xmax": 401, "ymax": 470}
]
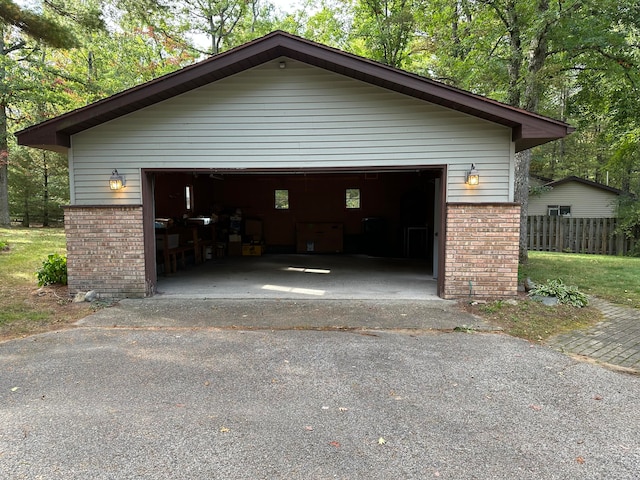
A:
[
  {"xmin": 465, "ymin": 251, "xmax": 640, "ymax": 342},
  {"xmin": 0, "ymin": 226, "xmax": 92, "ymax": 341},
  {"xmin": 521, "ymin": 251, "xmax": 640, "ymax": 308}
]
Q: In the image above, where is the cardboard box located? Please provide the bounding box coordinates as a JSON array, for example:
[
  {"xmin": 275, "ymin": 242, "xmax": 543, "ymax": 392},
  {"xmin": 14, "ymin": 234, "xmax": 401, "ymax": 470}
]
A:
[
  {"xmin": 228, "ymin": 242, "xmax": 242, "ymax": 257},
  {"xmin": 156, "ymin": 233, "xmax": 179, "ymax": 252},
  {"xmin": 242, "ymin": 244, "xmax": 263, "ymax": 256}
]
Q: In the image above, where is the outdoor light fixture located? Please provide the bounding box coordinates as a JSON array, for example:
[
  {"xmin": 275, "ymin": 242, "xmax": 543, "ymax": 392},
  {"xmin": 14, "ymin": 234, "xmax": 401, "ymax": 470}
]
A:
[
  {"xmin": 466, "ymin": 164, "xmax": 479, "ymax": 185},
  {"xmin": 109, "ymin": 169, "xmax": 125, "ymax": 190},
  {"xmin": 279, "ymin": 61, "xmax": 286, "ymax": 69}
]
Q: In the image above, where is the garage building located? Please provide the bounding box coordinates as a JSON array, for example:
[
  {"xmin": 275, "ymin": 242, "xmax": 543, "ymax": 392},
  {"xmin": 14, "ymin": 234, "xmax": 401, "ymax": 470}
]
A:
[{"xmin": 16, "ymin": 31, "xmax": 572, "ymax": 299}]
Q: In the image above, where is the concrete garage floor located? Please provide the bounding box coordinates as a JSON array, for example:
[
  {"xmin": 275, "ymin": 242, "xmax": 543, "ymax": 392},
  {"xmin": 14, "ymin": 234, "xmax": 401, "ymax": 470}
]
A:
[
  {"xmin": 87, "ymin": 254, "xmax": 474, "ymax": 332},
  {"xmin": 156, "ymin": 254, "xmax": 439, "ymax": 300}
]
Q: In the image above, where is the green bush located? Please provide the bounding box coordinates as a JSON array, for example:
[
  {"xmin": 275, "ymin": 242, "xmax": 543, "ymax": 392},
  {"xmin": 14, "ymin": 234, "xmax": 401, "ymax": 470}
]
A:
[
  {"xmin": 529, "ymin": 279, "xmax": 589, "ymax": 308},
  {"xmin": 0, "ymin": 239, "xmax": 7, "ymax": 251},
  {"xmin": 36, "ymin": 253, "xmax": 68, "ymax": 286},
  {"xmin": 615, "ymin": 195, "xmax": 640, "ymax": 256}
]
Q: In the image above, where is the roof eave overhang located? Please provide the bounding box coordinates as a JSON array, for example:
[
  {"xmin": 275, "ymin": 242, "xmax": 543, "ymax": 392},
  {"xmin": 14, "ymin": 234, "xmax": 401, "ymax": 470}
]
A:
[
  {"xmin": 547, "ymin": 175, "xmax": 624, "ymax": 195},
  {"xmin": 16, "ymin": 31, "xmax": 573, "ymax": 153},
  {"xmin": 513, "ymin": 124, "xmax": 576, "ymax": 152},
  {"xmin": 19, "ymin": 130, "xmax": 71, "ymax": 153}
]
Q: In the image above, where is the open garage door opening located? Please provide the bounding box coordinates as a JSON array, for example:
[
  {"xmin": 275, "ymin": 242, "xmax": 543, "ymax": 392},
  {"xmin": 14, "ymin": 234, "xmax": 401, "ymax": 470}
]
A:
[{"xmin": 147, "ymin": 168, "xmax": 443, "ymax": 299}]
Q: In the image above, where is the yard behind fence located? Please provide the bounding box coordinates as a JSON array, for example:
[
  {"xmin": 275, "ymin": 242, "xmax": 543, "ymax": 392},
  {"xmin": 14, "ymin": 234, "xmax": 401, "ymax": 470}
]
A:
[{"xmin": 527, "ymin": 216, "xmax": 635, "ymax": 255}]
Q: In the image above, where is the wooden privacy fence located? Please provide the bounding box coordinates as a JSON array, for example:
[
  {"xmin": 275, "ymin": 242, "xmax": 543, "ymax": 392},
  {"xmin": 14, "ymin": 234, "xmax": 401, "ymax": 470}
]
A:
[{"xmin": 527, "ymin": 216, "xmax": 636, "ymax": 255}]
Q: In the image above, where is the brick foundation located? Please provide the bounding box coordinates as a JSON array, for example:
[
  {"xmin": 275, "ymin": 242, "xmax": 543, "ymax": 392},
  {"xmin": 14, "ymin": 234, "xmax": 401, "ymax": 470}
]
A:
[
  {"xmin": 64, "ymin": 206, "xmax": 148, "ymax": 298},
  {"xmin": 443, "ymin": 203, "xmax": 520, "ymax": 299}
]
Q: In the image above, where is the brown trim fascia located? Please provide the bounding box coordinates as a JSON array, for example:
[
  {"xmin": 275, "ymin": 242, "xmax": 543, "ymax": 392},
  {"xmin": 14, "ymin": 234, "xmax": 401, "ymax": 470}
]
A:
[
  {"xmin": 276, "ymin": 36, "xmax": 570, "ymax": 128},
  {"xmin": 437, "ymin": 166, "xmax": 446, "ymax": 298},
  {"xmin": 142, "ymin": 165, "xmax": 446, "ymax": 175},
  {"xmin": 16, "ymin": 37, "xmax": 286, "ymax": 144},
  {"xmin": 17, "ymin": 31, "xmax": 572, "ymax": 152},
  {"xmin": 141, "ymin": 172, "xmax": 157, "ymax": 296}
]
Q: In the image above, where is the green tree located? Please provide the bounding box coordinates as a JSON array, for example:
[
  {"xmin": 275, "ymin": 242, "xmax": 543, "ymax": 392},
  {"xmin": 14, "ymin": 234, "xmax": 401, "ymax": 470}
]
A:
[
  {"xmin": 615, "ymin": 194, "xmax": 640, "ymax": 256},
  {"xmin": 415, "ymin": 0, "xmax": 640, "ymax": 262},
  {"xmin": 121, "ymin": 0, "xmax": 273, "ymax": 56},
  {"xmin": 350, "ymin": 0, "xmax": 422, "ymax": 68},
  {"xmin": 9, "ymin": 146, "xmax": 68, "ymax": 226},
  {"xmin": 0, "ymin": 0, "xmax": 79, "ymax": 48},
  {"xmin": 0, "ymin": 0, "xmax": 104, "ymax": 227}
]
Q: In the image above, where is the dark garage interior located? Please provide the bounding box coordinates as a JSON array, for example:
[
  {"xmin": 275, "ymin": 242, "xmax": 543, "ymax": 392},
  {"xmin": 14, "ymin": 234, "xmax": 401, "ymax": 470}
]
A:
[{"xmin": 152, "ymin": 169, "xmax": 439, "ymax": 284}]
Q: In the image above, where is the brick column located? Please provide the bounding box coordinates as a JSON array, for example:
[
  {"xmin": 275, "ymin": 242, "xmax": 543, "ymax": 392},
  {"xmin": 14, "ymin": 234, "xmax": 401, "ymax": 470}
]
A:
[
  {"xmin": 64, "ymin": 206, "xmax": 147, "ymax": 298},
  {"xmin": 444, "ymin": 203, "xmax": 520, "ymax": 299}
]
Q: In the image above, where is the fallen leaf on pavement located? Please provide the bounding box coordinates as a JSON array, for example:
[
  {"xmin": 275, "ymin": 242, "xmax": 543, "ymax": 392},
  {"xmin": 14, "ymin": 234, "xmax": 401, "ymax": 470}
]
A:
[
  {"xmin": 304, "ymin": 426, "xmax": 313, "ymax": 431},
  {"xmin": 378, "ymin": 437, "xmax": 386, "ymax": 445},
  {"xmin": 220, "ymin": 426, "xmax": 230, "ymax": 433},
  {"xmin": 530, "ymin": 404, "xmax": 542, "ymax": 411},
  {"xmin": 576, "ymin": 456, "xmax": 585, "ymax": 464},
  {"xmin": 329, "ymin": 441, "xmax": 340, "ymax": 448},
  {"xmin": 593, "ymin": 395, "xmax": 603, "ymax": 400}
]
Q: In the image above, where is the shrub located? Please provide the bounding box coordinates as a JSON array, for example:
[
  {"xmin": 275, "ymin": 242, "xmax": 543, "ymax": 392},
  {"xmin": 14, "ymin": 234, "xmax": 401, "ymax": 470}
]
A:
[
  {"xmin": 0, "ymin": 239, "xmax": 7, "ymax": 251},
  {"xmin": 36, "ymin": 253, "xmax": 68, "ymax": 286},
  {"xmin": 615, "ymin": 195, "xmax": 640, "ymax": 257},
  {"xmin": 529, "ymin": 279, "xmax": 589, "ymax": 308}
]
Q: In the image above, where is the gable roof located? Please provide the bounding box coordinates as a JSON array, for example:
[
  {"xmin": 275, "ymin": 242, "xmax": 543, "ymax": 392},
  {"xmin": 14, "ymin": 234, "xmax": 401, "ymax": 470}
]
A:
[
  {"xmin": 16, "ymin": 30, "xmax": 573, "ymax": 153},
  {"xmin": 544, "ymin": 176, "xmax": 624, "ymax": 195}
]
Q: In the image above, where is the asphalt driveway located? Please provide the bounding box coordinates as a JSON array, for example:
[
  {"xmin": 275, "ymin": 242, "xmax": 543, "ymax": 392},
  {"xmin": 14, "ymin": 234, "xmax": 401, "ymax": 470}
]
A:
[{"xmin": 1, "ymin": 316, "xmax": 639, "ymax": 479}]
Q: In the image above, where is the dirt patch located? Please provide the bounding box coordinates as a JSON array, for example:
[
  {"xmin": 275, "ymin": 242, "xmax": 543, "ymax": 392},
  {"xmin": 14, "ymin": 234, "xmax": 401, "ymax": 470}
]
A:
[
  {"xmin": 461, "ymin": 293, "xmax": 603, "ymax": 343},
  {"xmin": 0, "ymin": 284, "xmax": 93, "ymax": 342}
]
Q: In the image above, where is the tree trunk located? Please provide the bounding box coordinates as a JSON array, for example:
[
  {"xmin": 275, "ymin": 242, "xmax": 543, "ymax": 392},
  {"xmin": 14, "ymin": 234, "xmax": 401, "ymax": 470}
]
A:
[
  {"xmin": 0, "ymin": 103, "xmax": 9, "ymax": 227},
  {"xmin": 509, "ymin": 0, "xmax": 550, "ymax": 263},
  {"xmin": 514, "ymin": 149, "xmax": 531, "ymax": 263},
  {"xmin": 42, "ymin": 152, "xmax": 49, "ymax": 227},
  {"xmin": 0, "ymin": 25, "xmax": 10, "ymax": 227},
  {"xmin": 505, "ymin": 1, "xmax": 522, "ymax": 107}
]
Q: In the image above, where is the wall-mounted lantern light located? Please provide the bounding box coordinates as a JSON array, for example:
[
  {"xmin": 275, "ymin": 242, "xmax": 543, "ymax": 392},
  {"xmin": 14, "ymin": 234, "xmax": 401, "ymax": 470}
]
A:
[
  {"xmin": 465, "ymin": 164, "xmax": 479, "ymax": 185},
  {"xmin": 109, "ymin": 169, "xmax": 126, "ymax": 190}
]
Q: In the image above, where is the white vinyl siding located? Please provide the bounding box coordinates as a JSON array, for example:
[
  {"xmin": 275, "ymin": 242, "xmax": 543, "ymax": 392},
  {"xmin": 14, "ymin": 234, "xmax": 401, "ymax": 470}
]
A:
[
  {"xmin": 528, "ymin": 182, "xmax": 619, "ymax": 217},
  {"xmin": 69, "ymin": 59, "xmax": 513, "ymax": 205}
]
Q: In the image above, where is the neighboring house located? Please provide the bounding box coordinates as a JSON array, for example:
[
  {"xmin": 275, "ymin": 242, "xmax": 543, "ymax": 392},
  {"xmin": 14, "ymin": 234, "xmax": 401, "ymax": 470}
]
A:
[
  {"xmin": 529, "ymin": 176, "xmax": 623, "ymax": 218},
  {"xmin": 16, "ymin": 31, "xmax": 572, "ymax": 299}
]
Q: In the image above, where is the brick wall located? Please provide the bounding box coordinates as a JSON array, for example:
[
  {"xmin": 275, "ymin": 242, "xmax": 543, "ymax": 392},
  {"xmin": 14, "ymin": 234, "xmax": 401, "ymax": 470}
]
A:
[
  {"xmin": 64, "ymin": 206, "xmax": 148, "ymax": 298},
  {"xmin": 444, "ymin": 203, "xmax": 520, "ymax": 299}
]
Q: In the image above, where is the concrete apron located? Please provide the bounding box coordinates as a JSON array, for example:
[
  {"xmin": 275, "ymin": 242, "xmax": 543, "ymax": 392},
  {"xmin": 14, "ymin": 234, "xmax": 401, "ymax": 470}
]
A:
[{"xmin": 79, "ymin": 255, "xmax": 492, "ymax": 331}]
